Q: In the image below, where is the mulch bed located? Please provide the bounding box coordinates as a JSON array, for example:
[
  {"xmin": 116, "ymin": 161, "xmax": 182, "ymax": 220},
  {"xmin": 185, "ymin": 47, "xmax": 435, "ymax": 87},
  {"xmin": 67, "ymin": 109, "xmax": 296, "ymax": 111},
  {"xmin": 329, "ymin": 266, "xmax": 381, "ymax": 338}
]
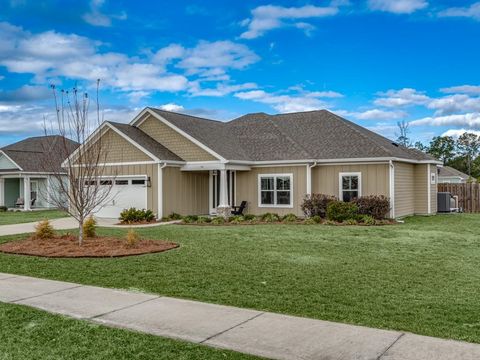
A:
[
  {"xmin": 0, "ymin": 235, "xmax": 179, "ymax": 258},
  {"xmin": 116, "ymin": 220, "xmax": 160, "ymax": 226}
]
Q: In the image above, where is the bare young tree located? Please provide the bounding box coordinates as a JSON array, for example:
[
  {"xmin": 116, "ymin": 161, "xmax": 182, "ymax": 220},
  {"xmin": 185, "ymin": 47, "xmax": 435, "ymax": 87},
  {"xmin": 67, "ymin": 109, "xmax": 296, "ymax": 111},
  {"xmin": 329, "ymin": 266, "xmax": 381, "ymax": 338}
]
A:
[
  {"xmin": 395, "ymin": 120, "xmax": 411, "ymax": 148},
  {"xmin": 41, "ymin": 80, "xmax": 116, "ymax": 245}
]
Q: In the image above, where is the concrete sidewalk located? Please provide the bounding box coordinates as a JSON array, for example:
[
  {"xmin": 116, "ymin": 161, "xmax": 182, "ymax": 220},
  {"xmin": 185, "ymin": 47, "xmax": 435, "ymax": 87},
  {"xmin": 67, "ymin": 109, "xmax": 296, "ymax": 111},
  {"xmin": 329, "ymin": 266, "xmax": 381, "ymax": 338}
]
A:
[
  {"xmin": 0, "ymin": 217, "xmax": 178, "ymax": 236},
  {"xmin": 1, "ymin": 274, "xmax": 479, "ymax": 360}
]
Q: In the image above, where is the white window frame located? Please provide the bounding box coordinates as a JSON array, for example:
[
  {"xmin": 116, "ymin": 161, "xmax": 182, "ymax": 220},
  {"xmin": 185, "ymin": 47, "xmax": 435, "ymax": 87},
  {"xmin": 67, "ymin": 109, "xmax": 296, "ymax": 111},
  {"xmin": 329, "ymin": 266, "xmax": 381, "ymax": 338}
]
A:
[
  {"xmin": 430, "ymin": 172, "xmax": 436, "ymax": 185},
  {"xmin": 258, "ymin": 173, "xmax": 293, "ymax": 208},
  {"xmin": 339, "ymin": 172, "xmax": 362, "ymax": 202}
]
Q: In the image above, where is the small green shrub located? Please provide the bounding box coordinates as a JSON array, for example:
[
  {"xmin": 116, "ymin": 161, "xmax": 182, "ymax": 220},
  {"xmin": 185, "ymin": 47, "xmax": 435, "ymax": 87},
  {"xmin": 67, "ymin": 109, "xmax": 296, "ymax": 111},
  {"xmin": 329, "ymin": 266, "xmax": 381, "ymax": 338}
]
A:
[
  {"xmin": 304, "ymin": 218, "xmax": 317, "ymax": 225},
  {"xmin": 312, "ymin": 215, "xmax": 322, "ymax": 224},
  {"xmin": 83, "ymin": 216, "xmax": 97, "ymax": 238},
  {"xmin": 344, "ymin": 218, "xmax": 358, "ymax": 225},
  {"xmin": 182, "ymin": 215, "xmax": 199, "ymax": 224},
  {"xmin": 229, "ymin": 215, "xmax": 245, "ymax": 224},
  {"xmin": 282, "ymin": 213, "xmax": 298, "ymax": 223},
  {"xmin": 211, "ymin": 216, "xmax": 225, "ymax": 225},
  {"xmin": 197, "ymin": 216, "xmax": 212, "ymax": 224},
  {"xmin": 119, "ymin": 208, "xmax": 156, "ymax": 224},
  {"xmin": 34, "ymin": 219, "xmax": 55, "ymax": 240},
  {"xmin": 324, "ymin": 220, "xmax": 337, "ymax": 225},
  {"xmin": 168, "ymin": 212, "xmax": 183, "ymax": 220},
  {"xmin": 359, "ymin": 215, "xmax": 376, "ymax": 225},
  {"xmin": 0, "ymin": 206, "xmax": 7, "ymax": 212},
  {"xmin": 243, "ymin": 214, "xmax": 256, "ymax": 221},
  {"xmin": 260, "ymin": 213, "xmax": 280, "ymax": 223},
  {"xmin": 326, "ymin": 201, "xmax": 358, "ymax": 222}
]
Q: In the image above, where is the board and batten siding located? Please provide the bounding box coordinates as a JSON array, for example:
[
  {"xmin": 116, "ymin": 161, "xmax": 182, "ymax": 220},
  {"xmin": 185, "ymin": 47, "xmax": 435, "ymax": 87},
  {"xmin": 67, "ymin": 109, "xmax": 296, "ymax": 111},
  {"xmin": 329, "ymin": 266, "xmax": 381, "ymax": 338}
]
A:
[
  {"xmin": 430, "ymin": 164, "xmax": 438, "ymax": 214},
  {"xmin": 236, "ymin": 166, "xmax": 307, "ymax": 217},
  {"xmin": 95, "ymin": 164, "xmax": 159, "ymax": 216},
  {"xmin": 312, "ymin": 164, "xmax": 390, "ymax": 198},
  {"xmin": 162, "ymin": 167, "xmax": 209, "ymax": 216},
  {"xmin": 395, "ymin": 162, "xmax": 416, "ymax": 217},
  {"xmin": 138, "ymin": 115, "xmax": 216, "ymax": 161}
]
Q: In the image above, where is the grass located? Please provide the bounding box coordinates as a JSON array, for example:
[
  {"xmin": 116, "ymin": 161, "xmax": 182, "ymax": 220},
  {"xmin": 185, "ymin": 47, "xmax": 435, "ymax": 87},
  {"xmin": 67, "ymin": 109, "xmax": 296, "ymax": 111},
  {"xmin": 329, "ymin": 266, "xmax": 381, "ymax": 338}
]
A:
[
  {"xmin": 1, "ymin": 214, "xmax": 480, "ymax": 344},
  {"xmin": 0, "ymin": 302, "xmax": 259, "ymax": 360},
  {"xmin": 0, "ymin": 210, "xmax": 68, "ymax": 225}
]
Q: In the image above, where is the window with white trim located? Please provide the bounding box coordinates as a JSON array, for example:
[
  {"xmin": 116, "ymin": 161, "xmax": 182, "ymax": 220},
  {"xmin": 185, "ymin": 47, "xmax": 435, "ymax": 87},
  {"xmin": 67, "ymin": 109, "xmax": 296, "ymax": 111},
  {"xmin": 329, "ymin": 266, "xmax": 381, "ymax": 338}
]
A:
[
  {"xmin": 339, "ymin": 172, "xmax": 361, "ymax": 202},
  {"xmin": 430, "ymin": 172, "xmax": 436, "ymax": 184},
  {"xmin": 259, "ymin": 174, "xmax": 293, "ymax": 207}
]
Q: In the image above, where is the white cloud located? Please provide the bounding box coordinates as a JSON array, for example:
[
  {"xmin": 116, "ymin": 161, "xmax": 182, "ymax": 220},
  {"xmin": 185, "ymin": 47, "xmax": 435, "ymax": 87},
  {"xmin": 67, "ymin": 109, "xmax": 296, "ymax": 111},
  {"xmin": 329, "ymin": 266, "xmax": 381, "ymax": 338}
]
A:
[
  {"xmin": 240, "ymin": 4, "xmax": 339, "ymax": 39},
  {"xmin": 189, "ymin": 82, "xmax": 257, "ymax": 97},
  {"xmin": 410, "ymin": 113, "xmax": 480, "ymax": 128},
  {"xmin": 440, "ymin": 85, "xmax": 480, "ymax": 95},
  {"xmin": 442, "ymin": 129, "xmax": 480, "ymax": 138},
  {"xmin": 427, "ymin": 94, "xmax": 480, "ymax": 116},
  {"xmin": 234, "ymin": 88, "xmax": 338, "ymax": 113},
  {"xmin": 158, "ymin": 103, "xmax": 185, "ymax": 112},
  {"xmin": 438, "ymin": 2, "xmax": 480, "ymax": 21},
  {"xmin": 341, "ymin": 108, "xmax": 408, "ymax": 120},
  {"xmin": 0, "ymin": 85, "xmax": 51, "ymax": 102},
  {"xmin": 82, "ymin": 0, "xmax": 127, "ymax": 27},
  {"xmin": 367, "ymin": 0, "xmax": 428, "ymax": 14},
  {"xmin": 374, "ymin": 88, "xmax": 430, "ymax": 107}
]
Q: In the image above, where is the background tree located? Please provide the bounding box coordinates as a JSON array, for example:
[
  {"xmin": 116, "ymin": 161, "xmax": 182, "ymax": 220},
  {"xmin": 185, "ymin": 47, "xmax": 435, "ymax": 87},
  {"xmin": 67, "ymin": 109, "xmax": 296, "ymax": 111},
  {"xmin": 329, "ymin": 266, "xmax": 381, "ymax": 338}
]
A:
[
  {"xmin": 414, "ymin": 141, "xmax": 428, "ymax": 152},
  {"xmin": 427, "ymin": 136, "xmax": 456, "ymax": 164},
  {"xmin": 395, "ymin": 120, "xmax": 411, "ymax": 147},
  {"xmin": 456, "ymin": 132, "xmax": 480, "ymax": 177},
  {"xmin": 41, "ymin": 81, "xmax": 115, "ymax": 245}
]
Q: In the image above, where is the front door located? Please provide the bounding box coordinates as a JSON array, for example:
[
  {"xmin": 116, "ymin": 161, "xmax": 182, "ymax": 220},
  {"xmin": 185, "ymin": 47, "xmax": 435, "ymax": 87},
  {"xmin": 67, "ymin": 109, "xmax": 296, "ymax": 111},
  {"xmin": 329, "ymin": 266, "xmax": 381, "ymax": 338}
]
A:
[{"xmin": 209, "ymin": 170, "xmax": 236, "ymax": 215}]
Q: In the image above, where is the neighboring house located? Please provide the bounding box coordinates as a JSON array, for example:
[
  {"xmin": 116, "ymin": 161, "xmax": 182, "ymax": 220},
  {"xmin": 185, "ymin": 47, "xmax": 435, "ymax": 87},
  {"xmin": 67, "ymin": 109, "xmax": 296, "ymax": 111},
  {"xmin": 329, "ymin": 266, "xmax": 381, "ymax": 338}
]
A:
[
  {"xmin": 69, "ymin": 108, "xmax": 440, "ymax": 219},
  {"xmin": 438, "ymin": 166, "xmax": 475, "ymax": 184},
  {"xmin": 0, "ymin": 136, "xmax": 79, "ymax": 210}
]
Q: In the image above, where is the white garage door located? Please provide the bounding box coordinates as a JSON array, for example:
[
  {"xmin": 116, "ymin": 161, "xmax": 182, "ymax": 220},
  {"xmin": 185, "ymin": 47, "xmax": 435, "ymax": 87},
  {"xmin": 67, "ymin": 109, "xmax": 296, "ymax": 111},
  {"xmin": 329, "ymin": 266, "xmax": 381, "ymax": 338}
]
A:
[{"xmin": 93, "ymin": 177, "xmax": 147, "ymax": 219}]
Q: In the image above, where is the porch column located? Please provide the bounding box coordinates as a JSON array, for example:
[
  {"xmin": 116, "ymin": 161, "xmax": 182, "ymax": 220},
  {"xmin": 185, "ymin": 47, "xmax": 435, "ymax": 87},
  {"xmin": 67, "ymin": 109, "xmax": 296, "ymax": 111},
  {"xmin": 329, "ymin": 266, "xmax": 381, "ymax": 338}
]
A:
[
  {"xmin": 0, "ymin": 178, "xmax": 4, "ymax": 207},
  {"xmin": 216, "ymin": 169, "xmax": 231, "ymax": 218},
  {"xmin": 23, "ymin": 176, "xmax": 31, "ymax": 211}
]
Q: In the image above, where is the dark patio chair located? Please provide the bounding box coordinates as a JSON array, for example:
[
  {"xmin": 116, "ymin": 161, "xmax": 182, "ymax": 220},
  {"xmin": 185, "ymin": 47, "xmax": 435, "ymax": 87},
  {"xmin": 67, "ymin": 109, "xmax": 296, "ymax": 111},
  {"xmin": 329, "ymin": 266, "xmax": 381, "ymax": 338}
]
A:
[{"xmin": 231, "ymin": 201, "xmax": 247, "ymax": 216}]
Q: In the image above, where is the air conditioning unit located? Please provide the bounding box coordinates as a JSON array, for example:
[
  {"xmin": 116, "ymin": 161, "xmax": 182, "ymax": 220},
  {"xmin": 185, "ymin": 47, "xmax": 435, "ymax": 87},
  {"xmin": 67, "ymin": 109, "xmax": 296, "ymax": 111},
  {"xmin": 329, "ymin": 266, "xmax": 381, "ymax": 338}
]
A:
[{"xmin": 437, "ymin": 192, "xmax": 458, "ymax": 213}]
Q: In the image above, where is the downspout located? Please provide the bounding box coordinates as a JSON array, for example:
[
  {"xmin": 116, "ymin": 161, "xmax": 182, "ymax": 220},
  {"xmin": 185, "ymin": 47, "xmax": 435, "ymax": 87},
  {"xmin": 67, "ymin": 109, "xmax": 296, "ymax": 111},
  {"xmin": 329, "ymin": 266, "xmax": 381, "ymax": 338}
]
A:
[
  {"xmin": 306, "ymin": 162, "xmax": 318, "ymax": 196},
  {"xmin": 157, "ymin": 163, "xmax": 167, "ymax": 220},
  {"xmin": 389, "ymin": 160, "xmax": 395, "ymax": 219}
]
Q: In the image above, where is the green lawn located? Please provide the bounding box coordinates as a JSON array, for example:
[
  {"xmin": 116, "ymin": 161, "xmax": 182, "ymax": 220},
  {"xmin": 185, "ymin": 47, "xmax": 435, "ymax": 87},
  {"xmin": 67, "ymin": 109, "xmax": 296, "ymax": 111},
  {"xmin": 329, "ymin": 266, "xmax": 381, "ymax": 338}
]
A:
[
  {"xmin": 1, "ymin": 214, "xmax": 480, "ymax": 344},
  {"xmin": 0, "ymin": 302, "xmax": 259, "ymax": 360},
  {"xmin": 0, "ymin": 210, "xmax": 68, "ymax": 225}
]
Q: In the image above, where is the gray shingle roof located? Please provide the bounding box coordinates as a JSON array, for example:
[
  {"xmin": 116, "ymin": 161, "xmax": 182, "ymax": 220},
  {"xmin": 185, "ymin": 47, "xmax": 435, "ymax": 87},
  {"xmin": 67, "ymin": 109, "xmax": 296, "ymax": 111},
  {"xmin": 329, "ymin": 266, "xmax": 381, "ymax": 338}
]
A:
[
  {"xmin": 1, "ymin": 135, "xmax": 79, "ymax": 172},
  {"xmin": 147, "ymin": 108, "xmax": 436, "ymax": 162},
  {"xmin": 438, "ymin": 166, "xmax": 469, "ymax": 179},
  {"xmin": 107, "ymin": 122, "xmax": 183, "ymax": 161}
]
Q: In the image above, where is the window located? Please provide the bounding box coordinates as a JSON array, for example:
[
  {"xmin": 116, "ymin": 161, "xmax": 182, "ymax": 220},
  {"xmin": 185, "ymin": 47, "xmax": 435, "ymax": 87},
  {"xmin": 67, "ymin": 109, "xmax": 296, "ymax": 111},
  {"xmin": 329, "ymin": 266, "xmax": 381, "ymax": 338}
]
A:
[
  {"xmin": 115, "ymin": 179, "xmax": 129, "ymax": 185},
  {"xmin": 131, "ymin": 179, "xmax": 146, "ymax": 185},
  {"xmin": 339, "ymin": 173, "xmax": 361, "ymax": 202},
  {"xmin": 84, "ymin": 180, "xmax": 97, "ymax": 186},
  {"xmin": 258, "ymin": 174, "xmax": 293, "ymax": 207},
  {"xmin": 430, "ymin": 172, "xmax": 436, "ymax": 185},
  {"xmin": 100, "ymin": 180, "xmax": 112, "ymax": 186}
]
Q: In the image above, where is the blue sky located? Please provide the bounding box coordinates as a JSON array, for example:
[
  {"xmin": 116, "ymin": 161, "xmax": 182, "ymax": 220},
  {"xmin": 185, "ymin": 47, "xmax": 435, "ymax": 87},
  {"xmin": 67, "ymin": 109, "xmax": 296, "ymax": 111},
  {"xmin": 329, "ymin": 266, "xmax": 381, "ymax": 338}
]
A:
[{"xmin": 0, "ymin": 0, "xmax": 479, "ymax": 146}]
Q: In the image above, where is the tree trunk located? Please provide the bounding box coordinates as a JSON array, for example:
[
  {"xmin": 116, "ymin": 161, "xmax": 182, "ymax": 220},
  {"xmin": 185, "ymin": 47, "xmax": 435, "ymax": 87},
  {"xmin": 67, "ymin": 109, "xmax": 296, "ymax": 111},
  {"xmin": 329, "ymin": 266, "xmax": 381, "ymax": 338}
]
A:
[{"xmin": 78, "ymin": 218, "xmax": 84, "ymax": 246}]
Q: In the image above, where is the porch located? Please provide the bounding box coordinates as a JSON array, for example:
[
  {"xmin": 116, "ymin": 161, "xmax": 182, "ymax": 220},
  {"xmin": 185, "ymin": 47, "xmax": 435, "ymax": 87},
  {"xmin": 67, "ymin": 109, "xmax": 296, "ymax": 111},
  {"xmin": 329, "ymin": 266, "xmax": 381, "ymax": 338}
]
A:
[{"xmin": 0, "ymin": 175, "xmax": 52, "ymax": 211}]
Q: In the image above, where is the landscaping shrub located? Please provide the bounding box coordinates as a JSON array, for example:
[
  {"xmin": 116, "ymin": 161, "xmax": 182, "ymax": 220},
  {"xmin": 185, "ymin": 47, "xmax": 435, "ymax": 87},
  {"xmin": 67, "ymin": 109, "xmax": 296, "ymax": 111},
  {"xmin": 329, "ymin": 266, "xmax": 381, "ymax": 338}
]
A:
[
  {"xmin": 243, "ymin": 214, "xmax": 256, "ymax": 221},
  {"xmin": 344, "ymin": 218, "xmax": 358, "ymax": 225},
  {"xmin": 260, "ymin": 213, "xmax": 280, "ymax": 223},
  {"xmin": 326, "ymin": 201, "xmax": 358, "ymax": 222},
  {"xmin": 211, "ymin": 216, "xmax": 225, "ymax": 225},
  {"xmin": 197, "ymin": 216, "xmax": 212, "ymax": 224},
  {"xmin": 0, "ymin": 206, "xmax": 7, "ymax": 212},
  {"xmin": 312, "ymin": 215, "xmax": 322, "ymax": 224},
  {"xmin": 125, "ymin": 229, "xmax": 139, "ymax": 248},
  {"xmin": 354, "ymin": 195, "xmax": 390, "ymax": 219},
  {"xmin": 34, "ymin": 220, "xmax": 55, "ymax": 240},
  {"xmin": 168, "ymin": 212, "xmax": 183, "ymax": 220},
  {"xmin": 359, "ymin": 215, "xmax": 376, "ymax": 225},
  {"xmin": 182, "ymin": 215, "xmax": 199, "ymax": 224},
  {"xmin": 83, "ymin": 216, "xmax": 97, "ymax": 238},
  {"xmin": 304, "ymin": 218, "xmax": 317, "ymax": 225},
  {"xmin": 301, "ymin": 194, "xmax": 338, "ymax": 218},
  {"xmin": 229, "ymin": 215, "xmax": 245, "ymax": 224},
  {"xmin": 119, "ymin": 208, "xmax": 156, "ymax": 224},
  {"xmin": 282, "ymin": 213, "xmax": 298, "ymax": 223}
]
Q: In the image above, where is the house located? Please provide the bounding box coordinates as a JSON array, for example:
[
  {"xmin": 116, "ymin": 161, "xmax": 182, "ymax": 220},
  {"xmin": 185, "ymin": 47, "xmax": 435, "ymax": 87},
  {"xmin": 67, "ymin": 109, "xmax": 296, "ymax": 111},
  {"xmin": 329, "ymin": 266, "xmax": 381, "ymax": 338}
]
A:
[
  {"xmin": 0, "ymin": 136, "xmax": 79, "ymax": 210},
  {"xmin": 69, "ymin": 108, "xmax": 441, "ymax": 219},
  {"xmin": 438, "ymin": 166, "xmax": 475, "ymax": 184}
]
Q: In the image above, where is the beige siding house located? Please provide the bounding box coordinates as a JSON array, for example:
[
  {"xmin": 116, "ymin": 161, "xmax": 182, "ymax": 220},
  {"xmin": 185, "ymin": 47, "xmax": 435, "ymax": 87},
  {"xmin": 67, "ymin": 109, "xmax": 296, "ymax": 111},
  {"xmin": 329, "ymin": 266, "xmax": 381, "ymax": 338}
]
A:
[{"xmin": 68, "ymin": 108, "xmax": 440, "ymax": 219}]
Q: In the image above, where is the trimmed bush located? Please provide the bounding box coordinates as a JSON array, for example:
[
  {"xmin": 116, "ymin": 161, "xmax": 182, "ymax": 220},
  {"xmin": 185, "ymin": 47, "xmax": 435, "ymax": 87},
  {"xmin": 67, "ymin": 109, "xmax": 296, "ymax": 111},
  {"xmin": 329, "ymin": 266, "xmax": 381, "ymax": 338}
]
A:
[
  {"xmin": 304, "ymin": 218, "xmax": 317, "ymax": 225},
  {"xmin": 301, "ymin": 194, "xmax": 338, "ymax": 218},
  {"xmin": 83, "ymin": 216, "xmax": 97, "ymax": 238},
  {"xmin": 243, "ymin": 214, "xmax": 256, "ymax": 221},
  {"xmin": 119, "ymin": 208, "xmax": 156, "ymax": 224},
  {"xmin": 168, "ymin": 212, "xmax": 182, "ymax": 220},
  {"xmin": 229, "ymin": 215, "xmax": 245, "ymax": 224},
  {"xmin": 260, "ymin": 213, "xmax": 280, "ymax": 223},
  {"xmin": 211, "ymin": 216, "xmax": 225, "ymax": 225},
  {"xmin": 354, "ymin": 195, "xmax": 390, "ymax": 219},
  {"xmin": 197, "ymin": 216, "xmax": 212, "ymax": 224},
  {"xmin": 312, "ymin": 215, "xmax": 322, "ymax": 224},
  {"xmin": 344, "ymin": 218, "xmax": 358, "ymax": 225},
  {"xmin": 34, "ymin": 219, "xmax": 55, "ymax": 240},
  {"xmin": 282, "ymin": 213, "xmax": 298, "ymax": 223},
  {"xmin": 359, "ymin": 215, "xmax": 376, "ymax": 225},
  {"xmin": 0, "ymin": 206, "xmax": 7, "ymax": 212},
  {"xmin": 182, "ymin": 215, "xmax": 199, "ymax": 224},
  {"xmin": 326, "ymin": 201, "xmax": 358, "ymax": 222}
]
